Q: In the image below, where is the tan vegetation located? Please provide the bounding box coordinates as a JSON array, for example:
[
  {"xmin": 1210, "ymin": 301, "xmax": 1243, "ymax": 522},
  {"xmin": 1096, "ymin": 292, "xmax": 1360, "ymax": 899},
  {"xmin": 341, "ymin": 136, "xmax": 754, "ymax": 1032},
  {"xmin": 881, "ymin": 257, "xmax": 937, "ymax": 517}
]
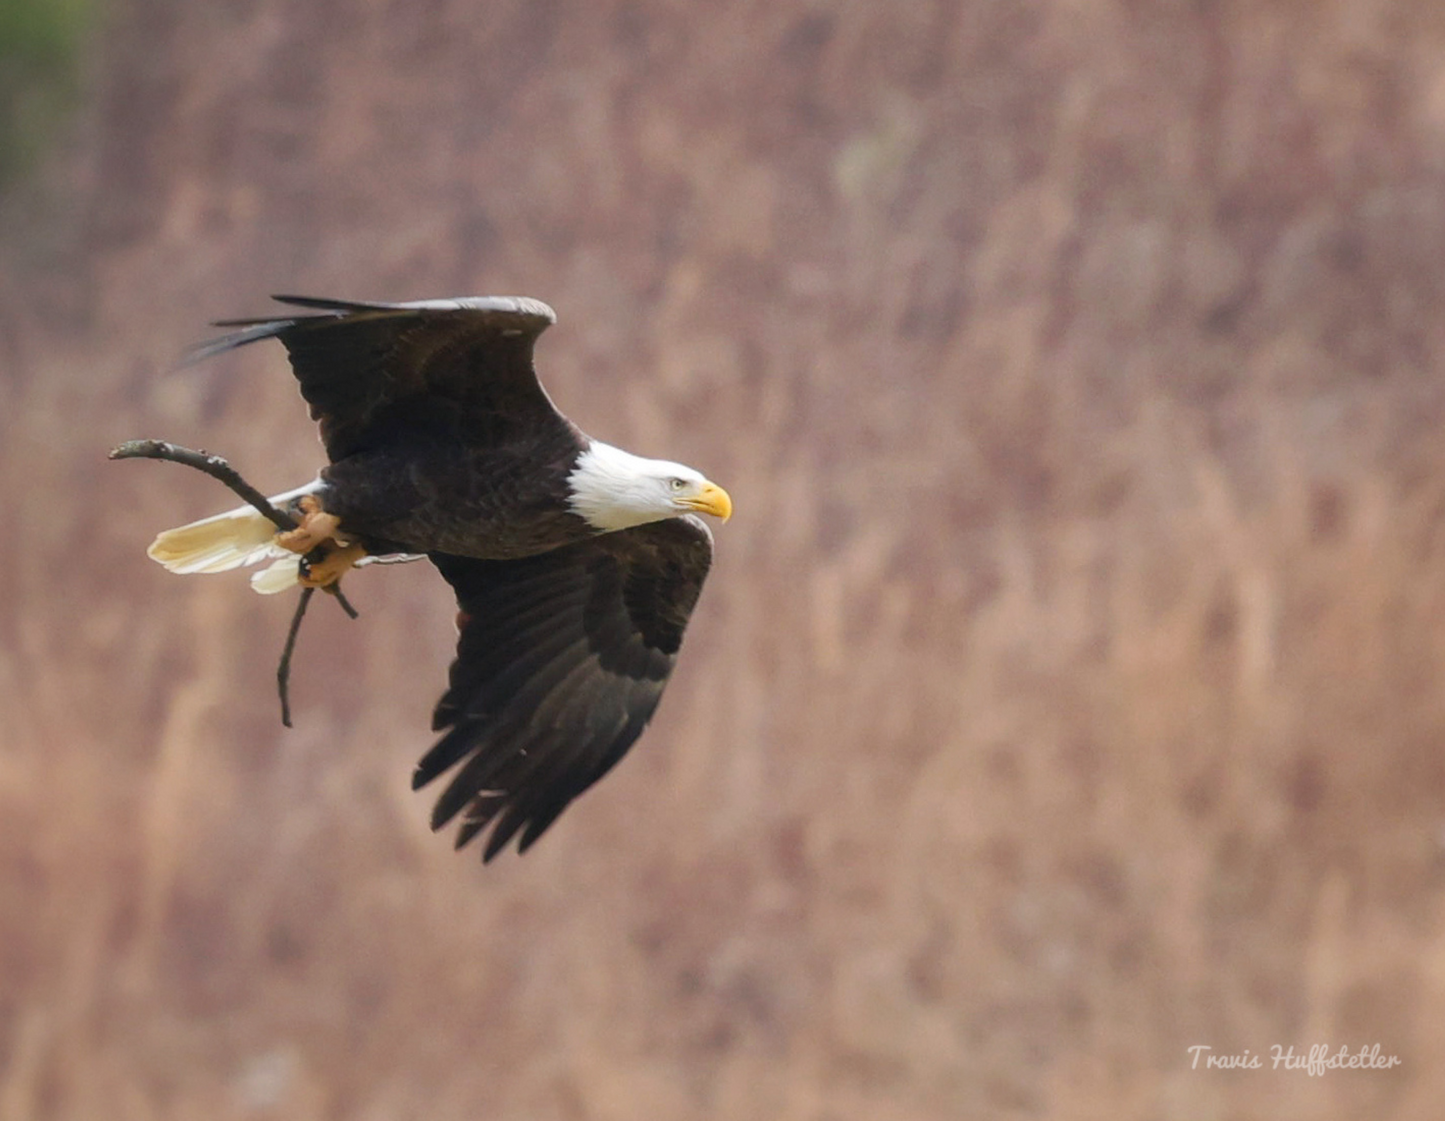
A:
[{"xmin": 5, "ymin": 0, "xmax": 1445, "ymax": 1117}]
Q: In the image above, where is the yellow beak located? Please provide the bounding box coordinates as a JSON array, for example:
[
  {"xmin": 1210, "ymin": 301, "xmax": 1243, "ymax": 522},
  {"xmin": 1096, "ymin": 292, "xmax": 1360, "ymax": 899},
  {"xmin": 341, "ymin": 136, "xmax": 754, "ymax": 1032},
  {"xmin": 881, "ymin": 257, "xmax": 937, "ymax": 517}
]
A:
[{"xmin": 685, "ymin": 480, "xmax": 733, "ymax": 522}]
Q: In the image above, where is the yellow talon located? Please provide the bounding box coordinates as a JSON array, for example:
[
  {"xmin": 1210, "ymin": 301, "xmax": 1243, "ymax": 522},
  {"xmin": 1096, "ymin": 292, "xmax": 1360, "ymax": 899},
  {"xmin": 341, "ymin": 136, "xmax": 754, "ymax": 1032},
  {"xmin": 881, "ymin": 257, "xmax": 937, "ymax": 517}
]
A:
[
  {"xmin": 298, "ymin": 541, "xmax": 367, "ymax": 588},
  {"xmin": 276, "ymin": 495, "xmax": 344, "ymax": 555}
]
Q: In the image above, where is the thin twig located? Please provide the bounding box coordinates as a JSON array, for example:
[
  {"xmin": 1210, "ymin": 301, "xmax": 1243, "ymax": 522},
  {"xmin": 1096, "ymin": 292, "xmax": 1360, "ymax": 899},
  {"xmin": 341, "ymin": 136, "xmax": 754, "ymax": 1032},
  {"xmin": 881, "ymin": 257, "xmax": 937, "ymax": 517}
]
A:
[
  {"xmin": 110, "ymin": 439, "xmax": 298, "ymax": 532},
  {"xmin": 277, "ymin": 587, "xmax": 316, "ymax": 728},
  {"xmin": 328, "ymin": 582, "xmax": 360, "ymax": 619},
  {"xmin": 112, "ymin": 438, "xmax": 360, "ymax": 723}
]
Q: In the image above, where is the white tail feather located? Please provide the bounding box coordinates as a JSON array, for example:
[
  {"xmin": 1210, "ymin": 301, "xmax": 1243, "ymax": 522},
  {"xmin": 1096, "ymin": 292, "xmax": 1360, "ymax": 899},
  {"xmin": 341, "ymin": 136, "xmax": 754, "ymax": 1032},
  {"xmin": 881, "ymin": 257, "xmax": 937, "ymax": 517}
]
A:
[
  {"xmin": 146, "ymin": 481, "xmax": 321, "ymax": 592},
  {"xmin": 250, "ymin": 554, "xmax": 303, "ymax": 594}
]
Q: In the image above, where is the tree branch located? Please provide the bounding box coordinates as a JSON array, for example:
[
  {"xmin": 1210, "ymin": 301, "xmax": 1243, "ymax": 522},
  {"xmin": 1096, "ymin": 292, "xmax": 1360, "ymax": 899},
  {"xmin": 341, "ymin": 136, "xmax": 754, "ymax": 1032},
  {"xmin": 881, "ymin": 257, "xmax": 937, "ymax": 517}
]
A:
[
  {"xmin": 277, "ymin": 587, "xmax": 316, "ymax": 728},
  {"xmin": 110, "ymin": 438, "xmax": 299, "ymax": 532},
  {"xmin": 111, "ymin": 438, "xmax": 359, "ymax": 723}
]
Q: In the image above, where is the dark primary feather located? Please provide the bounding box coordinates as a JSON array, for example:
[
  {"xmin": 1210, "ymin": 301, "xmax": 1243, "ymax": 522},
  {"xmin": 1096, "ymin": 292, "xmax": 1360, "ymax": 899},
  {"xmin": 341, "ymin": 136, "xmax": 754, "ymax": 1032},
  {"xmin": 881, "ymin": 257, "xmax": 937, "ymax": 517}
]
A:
[
  {"xmin": 416, "ymin": 516, "xmax": 714, "ymax": 861},
  {"xmin": 186, "ymin": 295, "xmax": 562, "ymax": 460}
]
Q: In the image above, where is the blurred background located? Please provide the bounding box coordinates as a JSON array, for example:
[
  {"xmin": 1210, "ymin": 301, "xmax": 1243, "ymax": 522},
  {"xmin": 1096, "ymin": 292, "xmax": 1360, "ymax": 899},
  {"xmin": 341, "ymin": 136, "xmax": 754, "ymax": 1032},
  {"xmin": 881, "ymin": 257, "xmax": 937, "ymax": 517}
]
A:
[{"xmin": 5, "ymin": 1, "xmax": 1445, "ymax": 1118}]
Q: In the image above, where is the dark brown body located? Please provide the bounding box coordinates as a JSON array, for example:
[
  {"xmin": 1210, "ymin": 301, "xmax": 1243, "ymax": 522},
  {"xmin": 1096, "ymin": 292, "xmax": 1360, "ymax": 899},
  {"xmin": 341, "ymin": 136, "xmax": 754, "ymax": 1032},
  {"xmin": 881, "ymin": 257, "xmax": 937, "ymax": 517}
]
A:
[{"xmin": 319, "ymin": 401, "xmax": 594, "ymax": 559}]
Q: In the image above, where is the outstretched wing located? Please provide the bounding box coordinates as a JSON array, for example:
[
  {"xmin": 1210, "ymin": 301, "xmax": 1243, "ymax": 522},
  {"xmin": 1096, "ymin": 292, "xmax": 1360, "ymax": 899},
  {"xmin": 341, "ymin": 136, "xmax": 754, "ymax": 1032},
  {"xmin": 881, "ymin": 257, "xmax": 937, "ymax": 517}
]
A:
[
  {"xmin": 416, "ymin": 516, "xmax": 714, "ymax": 861},
  {"xmin": 187, "ymin": 295, "xmax": 561, "ymax": 459}
]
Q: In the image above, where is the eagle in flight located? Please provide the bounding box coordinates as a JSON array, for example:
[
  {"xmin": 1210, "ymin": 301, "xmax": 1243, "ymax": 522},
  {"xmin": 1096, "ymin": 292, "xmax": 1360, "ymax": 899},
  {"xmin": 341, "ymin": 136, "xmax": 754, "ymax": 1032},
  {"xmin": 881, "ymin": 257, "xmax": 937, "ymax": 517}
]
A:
[{"xmin": 142, "ymin": 295, "xmax": 732, "ymax": 861}]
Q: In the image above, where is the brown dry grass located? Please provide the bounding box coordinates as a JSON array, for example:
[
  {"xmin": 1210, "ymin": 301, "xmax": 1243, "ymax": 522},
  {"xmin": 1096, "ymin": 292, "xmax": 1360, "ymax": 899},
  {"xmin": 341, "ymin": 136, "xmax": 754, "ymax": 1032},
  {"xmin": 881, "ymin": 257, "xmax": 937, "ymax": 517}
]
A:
[{"xmin": 6, "ymin": 0, "xmax": 1445, "ymax": 1117}]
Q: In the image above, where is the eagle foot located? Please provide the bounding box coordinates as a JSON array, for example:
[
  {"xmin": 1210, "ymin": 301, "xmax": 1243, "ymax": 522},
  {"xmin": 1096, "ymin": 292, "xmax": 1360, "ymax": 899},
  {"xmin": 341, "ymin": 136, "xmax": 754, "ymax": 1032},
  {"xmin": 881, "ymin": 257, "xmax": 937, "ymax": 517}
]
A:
[
  {"xmin": 298, "ymin": 540, "xmax": 367, "ymax": 588},
  {"xmin": 276, "ymin": 495, "xmax": 345, "ymax": 555}
]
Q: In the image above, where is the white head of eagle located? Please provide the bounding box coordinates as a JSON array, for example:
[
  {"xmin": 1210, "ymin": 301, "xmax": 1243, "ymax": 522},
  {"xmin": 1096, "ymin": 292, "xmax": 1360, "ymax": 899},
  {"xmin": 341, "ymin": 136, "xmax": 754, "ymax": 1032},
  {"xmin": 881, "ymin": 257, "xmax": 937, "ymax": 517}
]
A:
[{"xmin": 567, "ymin": 440, "xmax": 733, "ymax": 532}]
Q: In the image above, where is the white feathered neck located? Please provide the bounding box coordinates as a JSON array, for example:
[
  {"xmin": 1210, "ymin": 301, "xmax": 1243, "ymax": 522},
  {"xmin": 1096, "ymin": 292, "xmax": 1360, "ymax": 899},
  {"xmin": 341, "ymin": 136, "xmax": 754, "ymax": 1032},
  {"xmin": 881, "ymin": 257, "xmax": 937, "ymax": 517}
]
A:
[{"xmin": 566, "ymin": 440, "xmax": 704, "ymax": 532}]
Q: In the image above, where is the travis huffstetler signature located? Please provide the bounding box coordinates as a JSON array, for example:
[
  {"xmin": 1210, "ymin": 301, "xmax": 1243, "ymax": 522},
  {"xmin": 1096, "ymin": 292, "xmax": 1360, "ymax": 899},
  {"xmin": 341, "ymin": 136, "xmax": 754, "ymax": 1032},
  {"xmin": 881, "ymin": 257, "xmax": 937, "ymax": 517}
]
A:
[{"xmin": 1187, "ymin": 1044, "xmax": 1402, "ymax": 1076}]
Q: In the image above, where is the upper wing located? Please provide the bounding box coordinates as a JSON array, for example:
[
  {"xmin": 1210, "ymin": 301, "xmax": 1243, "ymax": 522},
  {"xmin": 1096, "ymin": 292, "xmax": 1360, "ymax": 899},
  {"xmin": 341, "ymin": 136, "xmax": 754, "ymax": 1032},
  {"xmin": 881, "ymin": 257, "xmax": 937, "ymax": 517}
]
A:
[
  {"xmin": 187, "ymin": 295, "xmax": 562, "ymax": 460},
  {"xmin": 416, "ymin": 516, "xmax": 714, "ymax": 861}
]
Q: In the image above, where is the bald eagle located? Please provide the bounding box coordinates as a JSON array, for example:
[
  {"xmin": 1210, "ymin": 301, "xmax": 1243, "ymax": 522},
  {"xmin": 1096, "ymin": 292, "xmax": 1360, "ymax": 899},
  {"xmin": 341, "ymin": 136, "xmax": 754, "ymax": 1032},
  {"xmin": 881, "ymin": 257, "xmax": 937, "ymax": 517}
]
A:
[{"xmin": 142, "ymin": 296, "xmax": 731, "ymax": 861}]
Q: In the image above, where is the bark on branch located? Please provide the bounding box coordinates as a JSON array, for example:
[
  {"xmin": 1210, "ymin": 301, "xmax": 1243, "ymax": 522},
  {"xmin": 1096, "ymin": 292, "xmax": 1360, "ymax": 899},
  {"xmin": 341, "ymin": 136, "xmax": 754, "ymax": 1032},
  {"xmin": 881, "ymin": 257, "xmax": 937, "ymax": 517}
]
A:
[
  {"xmin": 110, "ymin": 439, "xmax": 300, "ymax": 532},
  {"xmin": 110, "ymin": 438, "xmax": 358, "ymax": 726}
]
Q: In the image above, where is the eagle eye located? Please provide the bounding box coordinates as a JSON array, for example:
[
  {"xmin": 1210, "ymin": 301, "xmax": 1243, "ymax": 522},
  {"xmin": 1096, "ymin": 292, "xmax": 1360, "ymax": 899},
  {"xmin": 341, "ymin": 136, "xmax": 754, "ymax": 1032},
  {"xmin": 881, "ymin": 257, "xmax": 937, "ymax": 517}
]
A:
[{"xmin": 668, "ymin": 477, "xmax": 687, "ymax": 492}]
